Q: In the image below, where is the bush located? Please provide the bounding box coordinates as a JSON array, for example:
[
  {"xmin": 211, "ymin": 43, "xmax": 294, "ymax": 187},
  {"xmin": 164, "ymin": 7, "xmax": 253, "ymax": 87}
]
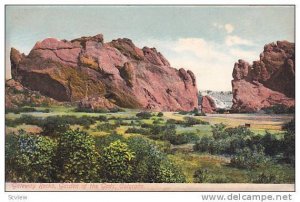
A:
[
  {"xmin": 183, "ymin": 117, "xmax": 209, "ymax": 127},
  {"xmin": 5, "ymin": 132, "xmax": 57, "ymax": 182},
  {"xmin": 252, "ymin": 172, "xmax": 277, "ymax": 183},
  {"xmin": 99, "ymin": 140, "xmax": 135, "ymax": 182},
  {"xmin": 194, "ymin": 124, "xmax": 255, "ymax": 155},
  {"xmin": 94, "ymin": 132, "xmax": 125, "ymax": 151},
  {"xmin": 230, "ymin": 146, "xmax": 270, "ymax": 169},
  {"xmin": 153, "ymin": 119, "xmax": 162, "ymax": 124},
  {"xmin": 193, "ymin": 168, "xmax": 209, "ymax": 183},
  {"xmin": 95, "ymin": 115, "xmax": 108, "ymax": 122},
  {"xmin": 194, "ymin": 136, "xmax": 216, "ymax": 153},
  {"xmin": 193, "ymin": 168, "xmax": 230, "ymax": 183},
  {"xmin": 125, "ymin": 127, "xmax": 149, "ymax": 135},
  {"xmin": 149, "ymin": 124, "xmax": 176, "ymax": 141},
  {"xmin": 56, "ymin": 129, "xmax": 100, "ymax": 182},
  {"xmin": 157, "ymin": 112, "xmax": 164, "ymax": 117},
  {"xmin": 259, "ymin": 132, "xmax": 281, "ymax": 156},
  {"xmin": 41, "ymin": 116, "xmax": 70, "ymax": 136},
  {"xmin": 279, "ymin": 119, "xmax": 295, "ymax": 164},
  {"xmin": 75, "ymin": 107, "xmax": 123, "ymax": 113},
  {"xmin": 166, "ymin": 119, "xmax": 185, "ymax": 125},
  {"xmin": 156, "ymin": 161, "xmax": 186, "ymax": 183},
  {"xmin": 262, "ymin": 105, "xmax": 295, "ymax": 114},
  {"xmin": 282, "ymin": 131, "xmax": 295, "ymax": 164},
  {"xmin": 127, "ymin": 136, "xmax": 185, "ymax": 182},
  {"xmin": 136, "ymin": 111, "xmax": 152, "ymax": 119},
  {"xmin": 168, "ymin": 132, "xmax": 200, "ymax": 145},
  {"xmin": 211, "ymin": 123, "xmax": 227, "ymax": 139},
  {"xmin": 5, "ymin": 107, "xmax": 50, "ymax": 114},
  {"xmin": 95, "ymin": 122, "xmax": 119, "ymax": 132}
]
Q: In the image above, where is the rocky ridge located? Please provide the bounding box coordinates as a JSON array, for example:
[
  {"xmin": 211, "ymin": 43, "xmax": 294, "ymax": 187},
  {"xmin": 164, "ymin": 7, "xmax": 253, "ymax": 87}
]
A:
[
  {"xmin": 10, "ymin": 34, "xmax": 198, "ymax": 111},
  {"xmin": 231, "ymin": 41, "xmax": 295, "ymax": 112}
]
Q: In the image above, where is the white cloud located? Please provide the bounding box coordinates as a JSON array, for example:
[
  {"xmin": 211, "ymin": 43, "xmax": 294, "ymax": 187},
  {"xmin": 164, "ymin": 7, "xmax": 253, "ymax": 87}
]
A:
[
  {"xmin": 173, "ymin": 38, "xmax": 229, "ymax": 61},
  {"xmin": 224, "ymin": 24, "xmax": 234, "ymax": 34},
  {"xmin": 213, "ymin": 23, "xmax": 234, "ymax": 34},
  {"xmin": 213, "ymin": 22, "xmax": 223, "ymax": 30},
  {"xmin": 225, "ymin": 35, "xmax": 254, "ymax": 46},
  {"xmin": 136, "ymin": 37, "xmax": 260, "ymax": 91}
]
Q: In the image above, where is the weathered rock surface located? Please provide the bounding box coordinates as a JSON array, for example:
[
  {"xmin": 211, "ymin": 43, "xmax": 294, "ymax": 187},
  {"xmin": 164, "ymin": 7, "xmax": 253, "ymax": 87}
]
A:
[
  {"xmin": 232, "ymin": 41, "xmax": 295, "ymax": 112},
  {"xmin": 201, "ymin": 96, "xmax": 217, "ymax": 114},
  {"xmin": 10, "ymin": 34, "xmax": 198, "ymax": 111},
  {"xmin": 5, "ymin": 79, "xmax": 58, "ymax": 109}
]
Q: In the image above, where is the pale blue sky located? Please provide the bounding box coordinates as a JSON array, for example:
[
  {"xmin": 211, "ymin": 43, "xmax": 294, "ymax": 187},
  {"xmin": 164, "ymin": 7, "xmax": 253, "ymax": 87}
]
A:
[{"xmin": 5, "ymin": 6, "xmax": 295, "ymax": 90}]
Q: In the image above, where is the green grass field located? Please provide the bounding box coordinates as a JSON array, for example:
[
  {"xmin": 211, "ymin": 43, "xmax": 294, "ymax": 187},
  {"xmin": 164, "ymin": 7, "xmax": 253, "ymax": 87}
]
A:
[{"xmin": 5, "ymin": 105, "xmax": 295, "ymax": 183}]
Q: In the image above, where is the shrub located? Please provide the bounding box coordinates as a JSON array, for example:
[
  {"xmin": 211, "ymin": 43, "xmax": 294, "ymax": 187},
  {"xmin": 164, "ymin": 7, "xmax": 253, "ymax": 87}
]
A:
[
  {"xmin": 141, "ymin": 123, "xmax": 152, "ymax": 128},
  {"xmin": 94, "ymin": 132, "xmax": 125, "ymax": 151},
  {"xmin": 259, "ymin": 132, "xmax": 281, "ymax": 156},
  {"xmin": 99, "ymin": 140, "xmax": 135, "ymax": 182},
  {"xmin": 211, "ymin": 123, "xmax": 227, "ymax": 139},
  {"xmin": 252, "ymin": 172, "xmax": 277, "ymax": 183},
  {"xmin": 156, "ymin": 161, "xmax": 186, "ymax": 183},
  {"xmin": 41, "ymin": 116, "xmax": 70, "ymax": 136},
  {"xmin": 157, "ymin": 112, "xmax": 164, "ymax": 117},
  {"xmin": 56, "ymin": 129, "xmax": 100, "ymax": 182},
  {"xmin": 193, "ymin": 168, "xmax": 230, "ymax": 183},
  {"xmin": 183, "ymin": 117, "xmax": 209, "ymax": 127},
  {"xmin": 136, "ymin": 111, "xmax": 152, "ymax": 119},
  {"xmin": 5, "ymin": 107, "xmax": 50, "ymax": 114},
  {"xmin": 149, "ymin": 124, "xmax": 176, "ymax": 140},
  {"xmin": 279, "ymin": 119, "xmax": 295, "ymax": 164},
  {"xmin": 127, "ymin": 136, "xmax": 185, "ymax": 182},
  {"xmin": 282, "ymin": 131, "xmax": 295, "ymax": 164},
  {"xmin": 178, "ymin": 111, "xmax": 189, "ymax": 115},
  {"xmin": 194, "ymin": 136, "xmax": 216, "ymax": 153},
  {"xmin": 262, "ymin": 105, "xmax": 295, "ymax": 114},
  {"xmin": 153, "ymin": 119, "xmax": 162, "ymax": 124},
  {"xmin": 95, "ymin": 115, "xmax": 108, "ymax": 122},
  {"xmin": 168, "ymin": 132, "xmax": 200, "ymax": 145},
  {"xmin": 282, "ymin": 118, "xmax": 295, "ymax": 133},
  {"xmin": 166, "ymin": 119, "xmax": 185, "ymax": 125},
  {"xmin": 5, "ymin": 132, "xmax": 57, "ymax": 182},
  {"xmin": 193, "ymin": 168, "xmax": 209, "ymax": 183},
  {"xmin": 125, "ymin": 127, "xmax": 149, "ymax": 135},
  {"xmin": 95, "ymin": 122, "xmax": 119, "ymax": 132},
  {"xmin": 230, "ymin": 146, "xmax": 270, "ymax": 169}
]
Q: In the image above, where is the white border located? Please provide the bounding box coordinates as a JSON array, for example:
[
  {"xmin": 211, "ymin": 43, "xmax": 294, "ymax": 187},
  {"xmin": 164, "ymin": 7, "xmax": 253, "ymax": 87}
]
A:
[{"xmin": 0, "ymin": 1, "xmax": 298, "ymax": 202}]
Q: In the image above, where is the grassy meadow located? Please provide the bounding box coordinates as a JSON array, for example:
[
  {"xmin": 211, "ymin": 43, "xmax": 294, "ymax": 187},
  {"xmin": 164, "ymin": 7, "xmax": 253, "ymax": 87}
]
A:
[{"xmin": 5, "ymin": 105, "xmax": 295, "ymax": 183}]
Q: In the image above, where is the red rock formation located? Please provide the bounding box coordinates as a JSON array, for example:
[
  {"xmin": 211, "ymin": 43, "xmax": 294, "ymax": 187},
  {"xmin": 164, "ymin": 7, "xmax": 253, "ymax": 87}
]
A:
[
  {"xmin": 232, "ymin": 41, "xmax": 295, "ymax": 112},
  {"xmin": 201, "ymin": 96, "xmax": 216, "ymax": 114},
  {"xmin": 10, "ymin": 34, "xmax": 198, "ymax": 111},
  {"xmin": 5, "ymin": 79, "xmax": 58, "ymax": 109}
]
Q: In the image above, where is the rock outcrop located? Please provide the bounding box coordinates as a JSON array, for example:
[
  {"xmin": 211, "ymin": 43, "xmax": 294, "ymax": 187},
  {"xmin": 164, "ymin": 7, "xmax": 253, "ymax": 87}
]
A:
[
  {"xmin": 201, "ymin": 96, "xmax": 216, "ymax": 114},
  {"xmin": 5, "ymin": 79, "xmax": 58, "ymax": 109},
  {"xmin": 232, "ymin": 41, "xmax": 295, "ymax": 112},
  {"xmin": 10, "ymin": 34, "xmax": 198, "ymax": 111}
]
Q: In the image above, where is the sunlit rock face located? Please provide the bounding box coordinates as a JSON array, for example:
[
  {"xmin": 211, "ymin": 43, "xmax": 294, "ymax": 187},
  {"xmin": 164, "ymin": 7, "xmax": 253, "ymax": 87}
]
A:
[
  {"xmin": 231, "ymin": 41, "xmax": 295, "ymax": 112},
  {"xmin": 10, "ymin": 34, "xmax": 198, "ymax": 111}
]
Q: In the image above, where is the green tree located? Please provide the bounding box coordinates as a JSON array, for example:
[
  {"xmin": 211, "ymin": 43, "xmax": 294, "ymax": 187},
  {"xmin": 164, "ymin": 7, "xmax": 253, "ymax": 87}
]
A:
[
  {"xmin": 5, "ymin": 131, "xmax": 57, "ymax": 182},
  {"xmin": 127, "ymin": 136, "xmax": 186, "ymax": 183},
  {"xmin": 100, "ymin": 140, "xmax": 135, "ymax": 182},
  {"xmin": 56, "ymin": 129, "xmax": 100, "ymax": 182},
  {"xmin": 230, "ymin": 146, "xmax": 270, "ymax": 169}
]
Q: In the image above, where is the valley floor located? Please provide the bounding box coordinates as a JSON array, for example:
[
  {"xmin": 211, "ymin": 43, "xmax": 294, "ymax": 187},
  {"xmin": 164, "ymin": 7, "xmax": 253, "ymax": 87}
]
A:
[{"xmin": 5, "ymin": 105, "xmax": 295, "ymax": 184}]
